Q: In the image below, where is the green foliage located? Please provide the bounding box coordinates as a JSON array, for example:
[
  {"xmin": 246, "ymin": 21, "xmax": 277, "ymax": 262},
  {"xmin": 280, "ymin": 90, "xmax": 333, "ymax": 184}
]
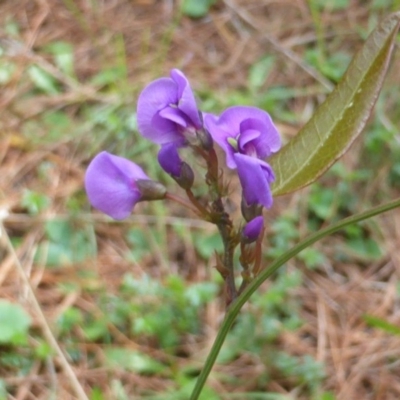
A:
[
  {"xmin": 123, "ymin": 274, "xmax": 218, "ymax": 348},
  {"xmin": 267, "ymin": 212, "xmax": 299, "ymax": 259},
  {"xmin": 35, "ymin": 220, "xmax": 95, "ymax": 266},
  {"xmin": 0, "ymin": 300, "xmax": 31, "ymax": 344},
  {"xmin": 273, "ymin": 352, "xmax": 325, "ymax": 391},
  {"xmin": 28, "ymin": 65, "xmax": 60, "ymax": 94},
  {"xmin": 22, "ymin": 109, "xmax": 75, "ymax": 145},
  {"xmin": 305, "ymin": 48, "xmax": 351, "ymax": 82},
  {"xmin": 363, "ymin": 314, "xmax": 400, "ymax": 335},
  {"xmin": 90, "ymin": 387, "xmax": 105, "ymax": 400},
  {"xmin": 54, "ymin": 273, "xmax": 218, "ymax": 351},
  {"xmin": 192, "ymin": 231, "xmax": 224, "ymax": 260},
  {"xmin": 33, "ymin": 340, "xmax": 53, "ymax": 360},
  {"xmin": 308, "ymin": 0, "xmax": 350, "ymax": 11},
  {"xmin": 0, "ymin": 52, "xmax": 15, "ymax": 84},
  {"xmin": 44, "ymin": 41, "xmax": 76, "ymax": 77},
  {"xmin": 297, "ymin": 247, "xmax": 327, "ymax": 270},
  {"xmin": 105, "ymin": 348, "xmax": 165, "ymax": 374},
  {"xmin": 126, "ymin": 227, "xmax": 152, "ymax": 262},
  {"xmin": 57, "ymin": 306, "xmax": 83, "ymax": 334},
  {"xmin": 248, "ymin": 56, "xmax": 276, "ymax": 92},
  {"xmin": 270, "ymin": 12, "xmax": 400, "ymax": 195},
  {"xmin": 181, "ymin": 0, "xmax": 216, "ymax": 18},
  {"xmin": 219, "ymin": 394, "xmax": 292, "ymax": 400},
  {"xmin": 21, "ymin": 189, "xmax": 51, "ymax": 215},
  {"xmin": 219, "ymin": 270, "xmax": 305, "ymax": 378},
  {"xmin": 0, "ymin": 381, "xmax": 6, "ymax": 400}
]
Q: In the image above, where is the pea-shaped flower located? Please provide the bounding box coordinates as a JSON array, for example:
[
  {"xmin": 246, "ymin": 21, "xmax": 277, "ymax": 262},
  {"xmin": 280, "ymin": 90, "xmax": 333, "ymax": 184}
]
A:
[
  {"xmin": 204, "ymin": 106, "xmax": 281, "ymax": 209},
  {"xmin": 137, "ymin": 69, "xmax": 202, "ymax": 146},
  {"xmin": 85, "ymin": 151, "xmax": 166, "ymax": 220}
]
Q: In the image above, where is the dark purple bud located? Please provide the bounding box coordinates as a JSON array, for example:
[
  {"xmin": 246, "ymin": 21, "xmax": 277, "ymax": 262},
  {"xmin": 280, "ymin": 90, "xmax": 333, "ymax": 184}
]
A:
[
  {"xmin": 158, "ymin": 143, "xmax": 194, "ymax": 189},
  {"xmin": 135, "ymin": 179, "xmax": 167, "ymax": 201},
  {"xmin": 242, "ymin": 216, "xmax": 264, "ymax": 244},
  {"xmin": 196, "ymin": 127, "xmax": 213, "ymax": 151},
  {"xmin": 175, "ymin": 162, "xmax": 195, "ymax": 190}
]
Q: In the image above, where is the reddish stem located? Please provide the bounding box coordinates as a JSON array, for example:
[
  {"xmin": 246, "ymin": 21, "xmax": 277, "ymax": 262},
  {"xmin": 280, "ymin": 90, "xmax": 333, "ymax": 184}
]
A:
[{"xmin": 165, "ymin": 192, "xmax": 203, "ymax": 216}]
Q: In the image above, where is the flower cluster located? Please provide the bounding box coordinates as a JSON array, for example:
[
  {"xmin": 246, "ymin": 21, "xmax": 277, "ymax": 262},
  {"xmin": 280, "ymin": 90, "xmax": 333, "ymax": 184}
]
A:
[{"xmin": 85, "ymin": 69, "xmax": 281, "ymax": 244}]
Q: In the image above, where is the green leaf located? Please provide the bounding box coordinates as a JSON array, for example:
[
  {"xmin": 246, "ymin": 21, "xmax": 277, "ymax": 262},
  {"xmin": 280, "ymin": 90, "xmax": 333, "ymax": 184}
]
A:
[
  {"xmin": 248, "ymin": 56, "xmax": 276, "ymax": 90},
  {"xmin": 45, "ymin": 41, "xmax": 75, "ymax": 77},
  {"xmin": 28, "ymin": 65, "xmax": 59, "ymax": 94},
  {"xmin": 270, "ymin": 12, "xmax": 400, "ymax": 196},
  {"xmin": 181, "ymin": 0, "xmax": 216, "ymax": 18},
  {"xmin": 0, "ymin": 300, "xmax": 31, "ymax": 344},
  {"xmin": 104, "ymin": 348, "xmax": 165, "ymax": 374},
  {"xmin": 363, "ymin": 314, "xmax": 400, "ymax": 335}
]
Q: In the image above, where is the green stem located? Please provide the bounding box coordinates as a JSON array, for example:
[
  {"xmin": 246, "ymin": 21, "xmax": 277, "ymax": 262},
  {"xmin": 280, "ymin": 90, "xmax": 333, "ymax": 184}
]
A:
[{"xmin": 190, "ymin": 197, "xmax": 400, "ymax": 400}]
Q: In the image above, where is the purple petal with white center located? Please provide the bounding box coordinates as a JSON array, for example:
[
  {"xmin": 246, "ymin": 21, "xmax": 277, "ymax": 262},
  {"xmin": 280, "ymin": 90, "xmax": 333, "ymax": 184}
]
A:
[
  {"xmin": 170, "ymin": 69, "xmax": 202, "ymax": 129},
  {"xmin": 158, "ymin": 143, "xmax": 182, "ymax": 177},
  {"xmin": 243, "ymin": 216, "xmax": 264, "ymax": 243},
  {"xmin": 85, "ymin": 151, "xmax": 148, "ymax": 220},
  {"xmin": 239, "ymin": 117, "xmax": 278, "ymax": 158},
  {"xmin": 205, "ymin": 106, "xmax": 281, "ymax": 168},
  {"xmin": 234, "ymin": 153, "xmax": 275, "ymax": 209}
]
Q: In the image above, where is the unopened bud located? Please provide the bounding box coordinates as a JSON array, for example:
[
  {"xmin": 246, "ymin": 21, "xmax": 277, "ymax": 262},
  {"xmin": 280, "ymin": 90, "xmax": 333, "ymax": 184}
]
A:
[
  {"xmin": 173, "ymin": 161, "xmax": 194, "ymax": 190},
  {"xmin": 241, "ymin": 197, "xmax": 263, "ymax": 222},
  {"xmin": 242, "ymin": 216, "xmax": 264, "ymax": 244},
  {"xmin": 136, "ymin": 179, "xmax": 167, "ymax": 201},
  {"xmin": 195, "ymin": 127, "xmax": 213, "ymax": 151}
]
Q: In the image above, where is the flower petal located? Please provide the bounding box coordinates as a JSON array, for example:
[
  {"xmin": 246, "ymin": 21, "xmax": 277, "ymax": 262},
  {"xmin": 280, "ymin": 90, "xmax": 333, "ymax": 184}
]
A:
[
  {"xmin": 234, "ymin": 153, "xmax": 275, "ymax": 209},
  {"xmin": 238, "ymin": 127, "xmax": 260, "ymax": 153},
  {"xmin": 159, "ymin": 106, "xmax": 189, "ymax": 127},
  {"xmin": 85, "ymin": 151, "xmax": 147, "ymax": 220},
  {"xmin": 137, "ymin": 78, "xmax": 182, "ymax": 144},
  {"xmin": 205, "ymin": 106, "xmax": 281, "ymax": 168},
  {"xmin": 170, "ymin": 69, "xmax": 202, "ymax": 129},
  {"xmin": 158, "ymin": 143, "xmax": 182, "ymax": 177},
  {"xmin": 203, "ymin": 113, "xmax": 237, "ymax": 168},
  {"xmin": 242, "ymin": 216, "xmax": 264, "ymax": 243}
]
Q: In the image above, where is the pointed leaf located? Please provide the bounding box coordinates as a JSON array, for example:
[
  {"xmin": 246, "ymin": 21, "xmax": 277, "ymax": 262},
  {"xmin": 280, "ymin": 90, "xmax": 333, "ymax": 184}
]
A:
[{"xmin": 270, "ymin": 12, "xmax": 400, "ymax": 196}]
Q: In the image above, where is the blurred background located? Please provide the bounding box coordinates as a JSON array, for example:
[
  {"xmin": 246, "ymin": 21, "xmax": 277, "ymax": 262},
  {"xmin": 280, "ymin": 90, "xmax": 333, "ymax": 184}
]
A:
[{"xmin": 1, "ymin": 1, "xmax": 400, "ymax": 399}]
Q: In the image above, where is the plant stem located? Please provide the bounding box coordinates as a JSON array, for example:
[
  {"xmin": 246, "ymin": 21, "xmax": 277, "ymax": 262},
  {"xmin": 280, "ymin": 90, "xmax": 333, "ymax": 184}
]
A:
[
  {"xmin": 217, "ymin": 219, "xmax": 237, "ymax": 304},
  {"xmin": 189, "ymin": 197, "xmax": 400, "ymax": 400},
  {"xmin": 165, "ymin": 192, "xmax": 203, "ymax": 216}
]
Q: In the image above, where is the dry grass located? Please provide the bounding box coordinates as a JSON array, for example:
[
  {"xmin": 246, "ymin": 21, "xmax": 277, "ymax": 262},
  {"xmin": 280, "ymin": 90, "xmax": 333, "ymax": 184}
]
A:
[{"xmin": 1, "ymin": 0, "xmax": 400, "ymax": 399}]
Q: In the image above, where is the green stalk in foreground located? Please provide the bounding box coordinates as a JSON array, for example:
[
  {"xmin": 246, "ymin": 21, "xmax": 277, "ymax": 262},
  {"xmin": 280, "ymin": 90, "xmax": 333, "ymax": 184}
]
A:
[{"xmin": 190, "ymin": 197, "xmax": 400, "ymax": 400}]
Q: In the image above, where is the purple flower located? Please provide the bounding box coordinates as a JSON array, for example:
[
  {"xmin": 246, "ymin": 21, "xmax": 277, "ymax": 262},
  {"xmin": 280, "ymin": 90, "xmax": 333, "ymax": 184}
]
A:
[
  {"xmin": 242, "ymin": 216, "xmax": 264, "ymax": 243},
  {"xmin": 85, "ymin": 151, "xmax": 150, "ymax": 220},
  {"xmin": 137, "ymin": 69, "xmax": 202, "ymax": 146},
  {"xmin": 204, "ymin": 106, "xmax": 281, "ymax": 209}
]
